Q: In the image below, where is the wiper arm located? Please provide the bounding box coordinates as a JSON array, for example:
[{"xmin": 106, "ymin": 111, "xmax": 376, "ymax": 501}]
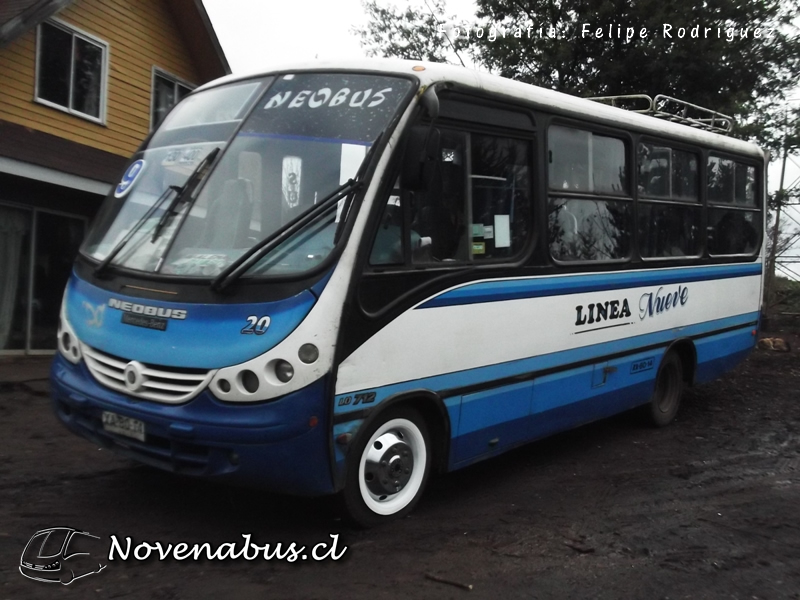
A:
[
  {"xmin": 151, "ymin": 147, "xmax": 221, "ymax": 242},
  {"xmin": 210, "ymin": 177, "xmax": 362, "ymax": 292},
  {"xmin": 210, "ymin": 132, "xmax": 385, "ymax": 293},
  {"xmin": 94, "ymin": 184, "xmax": 178, "ymax": 278},
  {"xmin": 93, "ymin": 147, "xmax": 221, "ymax": 278}
]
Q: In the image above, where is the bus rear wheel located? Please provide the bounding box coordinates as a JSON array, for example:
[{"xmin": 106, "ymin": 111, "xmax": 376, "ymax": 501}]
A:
[
  {"xmin": 646, "ymin": 352, "xmax": 684, "ymax": 427},
  {"xmin": 343, "ymin": 407, "xmax": 431, "ymax": 528}
]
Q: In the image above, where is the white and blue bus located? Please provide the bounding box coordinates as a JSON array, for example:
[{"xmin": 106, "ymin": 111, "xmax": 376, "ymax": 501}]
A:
[{"xmin": 52, "ymin": 60, "xmax": 765, "ymax": 526}]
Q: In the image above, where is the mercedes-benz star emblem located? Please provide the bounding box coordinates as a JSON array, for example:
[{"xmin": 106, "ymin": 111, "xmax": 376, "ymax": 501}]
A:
[{"xmin": 123, "ymin": 361, "xmax": 146, "ymax": 393}]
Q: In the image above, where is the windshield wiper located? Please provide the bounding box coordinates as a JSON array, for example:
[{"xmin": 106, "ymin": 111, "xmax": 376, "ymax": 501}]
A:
[
  {"xmin": 210, "ymin": 178, "xmax": 362, "ymax": 292},
  {"xmin": 93, "ymin": 184, "xmax": 178, "ymax": 278},
  {"xmin": 93, "ymin": 148, "xmax": 220, "ymax": 278},
  {"xmin": 151, "ymin": 147, "xmax": 221, "ymax": 242},
  {"xmin": 210, "ymin": 132, "xmax": 384, "ymax": 293}
]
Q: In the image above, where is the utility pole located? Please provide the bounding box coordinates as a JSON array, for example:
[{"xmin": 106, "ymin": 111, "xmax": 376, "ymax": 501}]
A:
[
  {"xmin": 764, "ymin": 100, "xmax": 800, "ymax": 316},
  {"xmin": 765, "ymin": 140, "xmax": 789, "ymax": 311}
]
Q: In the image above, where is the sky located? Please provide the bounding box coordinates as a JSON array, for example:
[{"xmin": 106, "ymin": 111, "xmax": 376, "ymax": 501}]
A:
[{"xmin": 202, "ymin": 0, "xmax": 477, "ymax": 75}]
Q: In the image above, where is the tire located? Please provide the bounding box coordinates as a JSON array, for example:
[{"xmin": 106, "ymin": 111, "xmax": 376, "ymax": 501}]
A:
[
  {"xmin": 646, "ymin": 352, "xmax": 684, "ymax": 427},
  {"xmin": 343, "ymin": 407, "xmax": 431, "ymax": 528}
]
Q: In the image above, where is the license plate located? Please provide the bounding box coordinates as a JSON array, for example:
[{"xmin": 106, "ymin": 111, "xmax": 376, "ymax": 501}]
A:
[{"xmin": 101, "ymin": 411, "xmax": 146, "ymax": 442}]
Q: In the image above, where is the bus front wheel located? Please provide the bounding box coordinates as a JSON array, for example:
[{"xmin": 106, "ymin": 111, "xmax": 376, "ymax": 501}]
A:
[
  {"xmin": 646, "ymin": 352, "xmax": 684, "ymax": 427},
  {"xmin": 343, "ymin": 407, "xmax": 431, "ymax": 527}
]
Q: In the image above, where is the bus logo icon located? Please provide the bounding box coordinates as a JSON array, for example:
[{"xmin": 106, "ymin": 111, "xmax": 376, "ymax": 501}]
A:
[
  {"xmin": 114, "ymin": 159, "xmax": 146, "ymax": 198},
  {"xmin": 19, "ymin": 527, "xmax": 106, "ymax": 585}
]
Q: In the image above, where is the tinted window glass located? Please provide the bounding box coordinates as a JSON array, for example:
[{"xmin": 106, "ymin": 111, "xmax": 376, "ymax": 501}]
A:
[
  {"xmin": 370, "ymin": 190, "xmax": 404, "ymax": 265},
  {"xmin": 548, "ymin": 126, "xmax": 627, "ymax": 195},
  {"xmin": 410, "ymin": 130, "xmax": 469, "ymax": 262},
  {"xmin": 638, "ymin": 144, "xmax": 698, "ymax": 201},
  {"xmin": 593, "ymin": 135, "xmax": 627, "ymax": 195},
  {"xmin": 639, "ymin": 204, "xmax": 701, "ymax": 257},
  {"xmin": 708, "ymin": 209, "xmax": 759, "ymax": 255},
  {"xmin": 672, "ymin": 149, "xmax": 698, "ymax": 201},
  {"xmin": 707, "ymin": 156, "xmax": 735, "ymax": 203},
  {"xmin": 735, "ymin": 163, "xmax": 757, "ymax": 206},
  {"xmin": 371, "ymin": 129, "xmax": 532, "ymax": 267},
  {"xmin": 548, "ymin": 198, "xmax": 631, "ymax": 261},
  {"xmin": 470, "ymin": 135, "xmax": 530, "ymax": 260}
]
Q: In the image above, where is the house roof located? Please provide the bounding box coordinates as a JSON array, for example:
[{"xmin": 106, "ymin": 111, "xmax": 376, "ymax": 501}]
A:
[
  {"xmin": 0, "ymin": 0, "xmax": 230, "ymax": 79},
  {"xmin": 0, "ymin": 0, "xmax": 72, "ymax": 46},
  {"xmin": 166, "ymin": 0, "xmax": 230, "ymax": 81}
]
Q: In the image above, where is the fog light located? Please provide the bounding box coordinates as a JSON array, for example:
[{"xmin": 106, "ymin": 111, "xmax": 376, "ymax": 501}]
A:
[
  {"xmin": 275, "ymin": 360, "xmax": 294, "ymax": 383},
  {"xmin": 298, "ymin": 343, "xmax": 319, "ymax": 364},
  {"xmin": 240, "ymin": 370, "xmax": 259, "ymax": 394},
  {"xmin": 61, "ymin": 332, "xmax": 72, "ymax": 351}
]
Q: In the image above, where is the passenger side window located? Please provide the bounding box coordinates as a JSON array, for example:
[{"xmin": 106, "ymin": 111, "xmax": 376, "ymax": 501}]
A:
[
  {"xmin": 369, "ymin": 186, "xmax": 404, "ymax": 265},
  {"xmin": 637, "ymin": 143, "xmax": 701, "ymax": 258},
  {"xmin": 547, "ymin": 125, "xmax": 631, "ymax": 262},
  {"xmin": 707, "ymin": 156, "xmax": 760, "ymax": 255},
  {"xmin": 411, "ymin": 130, "xmax": 469, "ymax": 262},
  {"xmin": 469, "ymin": 134, "xmax": 531, "ymax": 260},
  {"xmin": 369, "ymin": 128, "xmax": 532, "ymax": 266}
]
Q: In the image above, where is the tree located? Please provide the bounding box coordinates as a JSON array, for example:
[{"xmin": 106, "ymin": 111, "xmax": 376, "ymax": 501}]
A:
[
  {"xmin": 354, "ymin": 1, "xmax": 469, "ymax": 63},
  {"xmin": 356, "ymin": 0, "xmax": 800, "ymax": 123},
  {"xmin": 472, "ymin": 0, "xmax": 800, "ymax": 117}
]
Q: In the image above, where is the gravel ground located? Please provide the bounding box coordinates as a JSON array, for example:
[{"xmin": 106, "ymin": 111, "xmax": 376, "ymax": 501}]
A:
[{"xmin": 1, "ymin": 334, "xmax": 798, "ymax": 599}]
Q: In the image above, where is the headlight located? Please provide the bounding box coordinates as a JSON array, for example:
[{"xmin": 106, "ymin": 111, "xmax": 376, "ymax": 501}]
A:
[
  {"xmin": 58, "ymin": 293, "xmax": 82, "ymax": 364},
  {"xmin": 274, "ymin": 360, "xmax": 295, "ymax": 383}
]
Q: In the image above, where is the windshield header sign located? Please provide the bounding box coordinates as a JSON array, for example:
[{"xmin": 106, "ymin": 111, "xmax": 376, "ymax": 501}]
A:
[
  {"xmin": 263, "ymin": 87, "xmax": 395, "ymax": 111},
  {"xmin": 242, "ymin": 74, "xmax": 412, "ymax": 143}
]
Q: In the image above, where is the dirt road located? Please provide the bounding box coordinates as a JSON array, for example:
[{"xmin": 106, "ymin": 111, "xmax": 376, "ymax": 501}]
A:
[{"xmin": 1, "ymin": 339, "xmax": 798, "ymax": 599}]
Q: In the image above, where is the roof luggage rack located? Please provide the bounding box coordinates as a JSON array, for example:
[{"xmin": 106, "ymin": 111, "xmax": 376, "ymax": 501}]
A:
[{"xmin": 586, "ymin": 94, "xmax": 734, "ymax": 135}]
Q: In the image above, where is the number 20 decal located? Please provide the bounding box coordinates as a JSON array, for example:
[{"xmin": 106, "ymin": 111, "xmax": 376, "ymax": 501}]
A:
[{"xmin": 241, "ymin": 315, "xmax": 271, "ymax": 335}]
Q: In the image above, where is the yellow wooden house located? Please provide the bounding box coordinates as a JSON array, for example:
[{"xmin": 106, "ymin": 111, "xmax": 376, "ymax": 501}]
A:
[{"xmin": 0, "ymin": 0, "xmax": 230, "ymax": 354}]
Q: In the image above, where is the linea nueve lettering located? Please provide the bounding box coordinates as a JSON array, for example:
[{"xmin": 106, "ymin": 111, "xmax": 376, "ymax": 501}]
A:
[
  {"xmin": 639, "ymin": 285, "xmax": 689, "ymax": 320},
  {"xmin": 575, "ymin": 298, "xmax": 632, "ymax": 326}
]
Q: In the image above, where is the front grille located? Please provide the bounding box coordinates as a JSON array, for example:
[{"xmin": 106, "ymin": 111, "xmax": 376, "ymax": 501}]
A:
[{"xmin": 82, "ymin": 344, "xmax": 215, "ymax": 404}]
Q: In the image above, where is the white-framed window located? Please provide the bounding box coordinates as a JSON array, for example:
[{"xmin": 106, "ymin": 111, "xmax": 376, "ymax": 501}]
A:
[
  {"xmin": 35, "ymin": 19, "xmax": 109, "ymax": 124},
  {"xmin": 151, "ymin": 68, "xmax": 194, "ymax": 130}
]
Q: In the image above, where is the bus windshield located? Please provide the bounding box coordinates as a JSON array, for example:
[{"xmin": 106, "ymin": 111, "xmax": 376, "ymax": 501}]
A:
[{"xmin": 82, "ymin": 72, "xmax": 413, "ymax": 278}]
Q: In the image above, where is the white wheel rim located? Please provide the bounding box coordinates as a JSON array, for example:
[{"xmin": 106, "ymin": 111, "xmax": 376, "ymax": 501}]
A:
[{"xmin": 358, "ymin": 417, "xmax": 427, "ymax": 516}]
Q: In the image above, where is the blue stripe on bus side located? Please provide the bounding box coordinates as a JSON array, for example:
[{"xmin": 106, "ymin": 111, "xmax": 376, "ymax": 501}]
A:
[
  {"xmin": 333, "ymin": 310, "xmax": 759, "ymax": 416},
  {"xmin": 694, "ymin": 326, "xmax": 759, "ymax": 384},
  {"xmin": 450, "ymin": 327, "xmax": 754, "ymax": 470},
  {"xmin": 418, "ymin": 263, "xmax": 762, "ymax": 309}
]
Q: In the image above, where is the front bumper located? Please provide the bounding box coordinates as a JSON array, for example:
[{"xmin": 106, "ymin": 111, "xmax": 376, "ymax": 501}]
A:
[{"xmin": 50, "ymin": 354, "xmax": 335, "ymax": 496}]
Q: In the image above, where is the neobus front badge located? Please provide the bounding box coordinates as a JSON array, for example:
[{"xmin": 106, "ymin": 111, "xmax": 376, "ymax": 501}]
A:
[{"xmin": 114, "ymin": 160, "xmax": 146, "ymax": 198}]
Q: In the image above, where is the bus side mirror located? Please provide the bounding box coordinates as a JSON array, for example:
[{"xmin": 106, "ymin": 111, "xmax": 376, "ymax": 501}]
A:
[{"xmin": 401, "ymin": 126, "xmax": 440, "ymax": 192}]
